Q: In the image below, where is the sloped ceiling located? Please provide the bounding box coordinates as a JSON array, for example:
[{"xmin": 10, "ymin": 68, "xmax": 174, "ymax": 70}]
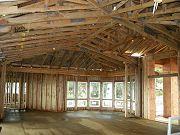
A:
[{"xmin": 0, "ymin": 0, "xmax": 179, "ymax": 70}]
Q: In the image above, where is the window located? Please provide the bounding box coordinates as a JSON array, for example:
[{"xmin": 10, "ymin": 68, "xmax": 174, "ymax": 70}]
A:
[
  {"xmin": 77, "ymin": 100, "xmax": 87, "ymax": 107},
  {"xmin": 115, "ymin": 101, "xmax": 123, "ymax": 108},
  {"xmin": 67, "ymin": 100, "xmax": 75, "ymax": 107},
  {"xmin": 90, "ymin": 82, "xmax": 100, "ymax": 99},
  {"xmin": 24, "ymin": 82, "xmax": 27, "ymax": 94},
  {"xmin": 67, "ymin": 81, "xmax": 76, "ymax": 99},
  {"xmin": 66, "ymin": 80, "xmax": 136, "ymax": 111},
  {"xmin": 115, "ymin": 82, "xmax": 124, "ymax": 100},
  {"xmin": 127, "ymin": 82, "xmax": 131, "ymax": 100},
  {"xmin": 132, "ymin": 81, "xmax": 135, "ymax": 111},
  {"xmin": 115, "ymin": 82, "xmax": 124, "ymax": 109},
  {"xmin": 89, "ymin": 100, "xmax": 100, "ymax": 107},
  {"xmin": 102, "ymin": 82, "xmax": 112, "ymax": 108},
  {"xmin": 78, "ymin": 82, "xmax": 87, "ymax": 99},
  {"xmin": 102, "ymin": 82, "xmax": 112, "ymax": 99},
  {"xmin": 67, "ymin": 81, "xmax": 76, "ymax": 108},
  {"xmin": 102, "ymin": 100, "xmax": 112, "ymax": 107},
  {"xmin": 127, "ymin": 81, "xmax": 136, "ymax": 111},
  {"xmin": 89, "ymin": 82, "xmax": 100, "ymax": 108}
]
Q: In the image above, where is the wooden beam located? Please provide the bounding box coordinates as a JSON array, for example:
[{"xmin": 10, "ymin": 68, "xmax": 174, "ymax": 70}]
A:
[
  {"xmin": 146, "ymin": 50, "xmax": 177, "ymax": 61},
  {"xmin": 87, "ymin": 0, "xmax": 179, "ymax": 50},
  {"xmin": 0, "ymin": 29, "xmax": 96, "ymax": 44},
  {"xmin": 65, "ymin": 0, "xmax": 89, "ymax": 5},
  {"xmin": 113, "ymin": 18, "xmax": 179, "ymax": 50},
  {"xmin": 111, "ymin": 0, "xmax": 178, "ymax": 16},
  {"xmin": 0, "ymin": 5, "xmax": 96, "ymax": 14},
  {"xmin": 0, "ymin": 24, "xmax": 104, "ymax": 41},
  {"xmin": 129, "ymin": 7, "xmax": 180, "ymax": 20},
  {"xmin": 100, "ymin": 0, "xmax": 123, "ymax": 7},
  {"xmin": 146, "ymin": 24, "xmax": 180, "ymax": 42},
  {"xmin": 76, "ymin": 22, "xmax": 137, "ymax": 64},
  {"xmin": 1, "ymin": 66, "xmax": 135, "ymax": 77},
  {"xmin": 148, "ymin": 73, "xmax": 178, "ymax": 78}
]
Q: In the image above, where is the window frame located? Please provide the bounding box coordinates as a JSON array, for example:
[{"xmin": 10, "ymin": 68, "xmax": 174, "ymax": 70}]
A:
[{"xmin": 89, "ymin": 82, "xmax": 100, "ymax": 99}]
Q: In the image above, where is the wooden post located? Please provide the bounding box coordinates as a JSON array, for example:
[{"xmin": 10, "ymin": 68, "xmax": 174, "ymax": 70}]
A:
[
  {"xmin": 87, "ymin": 78, "xmax": 90, "ymax": 110},
  {"xmin": 124, "ymin": 63, "xmax": 128, "ymax": 117},
  {"xmin": 148, "ymin": 61, "xmax": 156, "ymax": 120},
  {"xmin": 177, "ymin": 51, "xmax": 180, "ymax": 125},
  {"xmin": 63, "ymin": 75, "xmax": 67, "ymax": 112},
  {"xmin": 26, "ymin": 73, "xmax": 29, "ymax": 109},
  {"xmin": 100, "ymin": 81, "xmax": 103, "ymax": 111},
  {"xmin": 112, "ymin": 79, "xmax": 115, "ymax": 110},
  {"xmin": 4, "ymin": 74, "xmax": 7, "ymax": 108},
  {"xmin": 19, "ymin": 73, "xmax": 23, "ymax": 109},
  {"xmin": 7, "ymin": 74, "xmax": 10, "ymax": 107},
  {"xmin": 142, "ymin": 56, "xmax": 148, "ymax": 119},
  {"xmin": 0, "ymin": 62, "xmax": 7, "ymax": 119},
  {"xmin": 23, "ymin": 73, "xmax": 27, "ymax": 109},
  {"xmin": 10, "ymin": 72, "xmax": 13, "ymax": 108},
  {"xmin": 135, "ymin": 58, "xmax": 141, "ymax": 117},
  {"xmin": 130, "ymin": 77, "xmax": 133, "ymax": 115},
  {"xmin": 75, "ymin": 76, "xmax": 78, "ymax": 111},
  {"xmin": 163, "ymin": 60, "xmax": 171, "ymax": 118},
  {"xmin": 14, "ymin": 72, "xmax": 17, "ymax": 109}
]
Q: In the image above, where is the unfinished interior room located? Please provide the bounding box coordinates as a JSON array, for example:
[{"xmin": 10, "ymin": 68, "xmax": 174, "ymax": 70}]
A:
[{"xmin": 0, "ymin": 0, "xmax": 180, "ymax": 135}]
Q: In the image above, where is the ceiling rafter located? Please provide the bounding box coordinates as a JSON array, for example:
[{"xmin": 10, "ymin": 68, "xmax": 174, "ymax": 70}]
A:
[
  {"xmin": 0, "ymin": 0, "xmax": 178, "ymax": 71},
  {"xmin": 85, "ymin": 0, "xmax": 179, "ymax": 50}
]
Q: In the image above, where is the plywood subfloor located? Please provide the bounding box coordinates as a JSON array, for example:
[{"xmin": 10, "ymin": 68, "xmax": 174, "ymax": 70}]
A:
[{"xmin": 1, "ymin": 110, "xmax": 180, "ymax": 135}]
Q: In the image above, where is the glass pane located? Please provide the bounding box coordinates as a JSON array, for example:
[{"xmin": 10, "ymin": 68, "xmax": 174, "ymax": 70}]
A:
[
  {"xmin": 128, "ymin": 100, "xmax": 130, "ymax": 109},
  {"xmin": 128, "ymin": 82, "xmax": 131, "ymax": 99},
  {"xmin": 89, "ymin": 100, "xmax": 100, "ymax": 107},
  {"xmin": 115, "ymin": 82, "xmax": 124, "ymax": 100},
  {"xmin": 77, "ymin": 100, "xmax": 87, "ymax": 107},
  {"xmin": 67, "ymin": 100, "xmax": 75, "ymax": 107},
  {"xmin": 103, "ymin": 82, "xmax": 112, "ymax": 99},
  {"xmin": 132, "ymin": 81, "xmax": 135, "ymax": 101},
  {"xmin": 67, "ymin": 81, "xmax": 76, "ymax": 99},
  {"xmin": 102, "ymin": 100, "xmax": 112, "ymax": 107},
  {"xmin": 133, "ymin": 102, "xmax": 135, "ymax": 111},
  {"xmin": 24, "ymin": 82, "xmax": 27, "ymax": 94},
  {"xmin": 115, "ymin": 100, "xmax": 124, "ymax": 108},
  {"xmin": 90, "ymin": 82, "xmax": 100, "ymax": 99},
  {"xmin": 78, "ymin": 82, "xmax": 87, "ymax": 99}
]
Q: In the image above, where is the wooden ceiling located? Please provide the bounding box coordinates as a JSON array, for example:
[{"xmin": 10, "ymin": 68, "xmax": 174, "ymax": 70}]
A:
[{"xmin": 0, "ymin": 0, "xmax": 179, "ymax": 71}]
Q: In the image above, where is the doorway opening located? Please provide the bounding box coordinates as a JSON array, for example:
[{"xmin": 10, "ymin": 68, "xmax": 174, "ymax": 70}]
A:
[{"xmin": 155, "ymin": 77, "xmax": 163, "ymax": 117}]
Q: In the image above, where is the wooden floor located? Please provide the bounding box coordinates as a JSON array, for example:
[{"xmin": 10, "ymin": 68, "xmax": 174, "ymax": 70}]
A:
[{"xmin": 1, "ymin": 110, "xmax": 180, "ymax": 135}]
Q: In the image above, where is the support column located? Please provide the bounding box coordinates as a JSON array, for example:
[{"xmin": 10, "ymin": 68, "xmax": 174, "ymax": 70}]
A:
[
  {"xmin": 147, "ymin": 60, "xmax": 156, "ymax": 120},
  {"xmin": 130, "ymin": 78, "xmax": 132, "ymax": 114},
  {"xmin": 0, "ymin": 62, "xmax": 6, "ymax": 120},
  {"xmin": 63, "ymin": 75, "xmax": 67, "ymax": 112},
  {"xmin": 75, "ymin": 76, "xmax": 78, "ymax": 111},
  {"xmin": 124, "ymin": 63, "xmax": 128, "ymax": 117},
  {"xmin": 26, "ymin": 73, "xmax": 29, "ymax": 109},
  {"xmin": 19, "ymin": 74, "xmax": 23, "ymax": 109},
  {"xmin": 143, "ymin": 57, "xmax": 148, "ymax": 119},
  {"xmin": 163, "ymin": 60, "xmax": 171, "ymax": 118},
  {"xmin": 135, "ymin": 58, "xmax": 141, "ymax": 117},
  {"xmin": 170, "ymin": 58, "xmax": 179, "ymax": 117},
  {"xmin": 177, "ymin": 52, "xmax": 180, "ymax": 124},
  {"xmin": 100, "ymin": 81, "xmax": 103, "ymax": 111},
  {"xmin": 87, "ymin": 78, "xmax": 90, "ymax": 110},
  {"xmin": 112, "ymin": 79, "xmax": 115, "ymax": 110}
]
